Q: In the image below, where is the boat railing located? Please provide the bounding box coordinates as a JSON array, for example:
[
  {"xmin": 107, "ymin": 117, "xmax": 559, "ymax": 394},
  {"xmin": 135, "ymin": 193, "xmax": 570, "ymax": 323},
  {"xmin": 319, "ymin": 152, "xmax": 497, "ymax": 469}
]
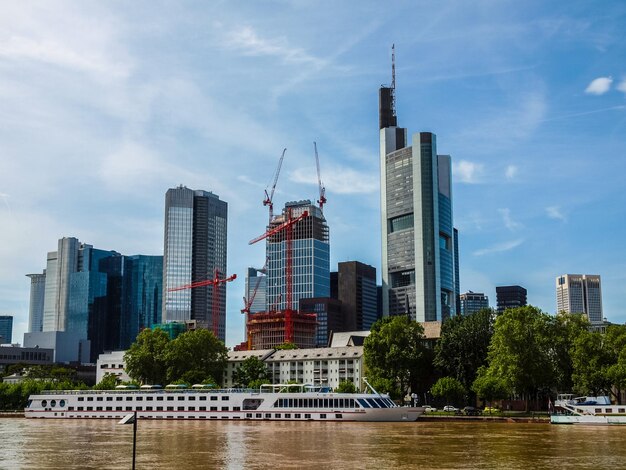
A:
[{"xmin": 37, "ymin": 387, "xmax": 258, "ymax": 396}]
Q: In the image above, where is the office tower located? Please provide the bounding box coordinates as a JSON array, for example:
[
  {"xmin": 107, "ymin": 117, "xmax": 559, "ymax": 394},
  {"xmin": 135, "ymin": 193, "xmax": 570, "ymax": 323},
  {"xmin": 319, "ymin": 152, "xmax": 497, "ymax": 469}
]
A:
[
  {"xmin": 266, "ymin": 200, "xmax": 330, "ymax": 311},
  {"xmin": 496, "ymin": 285, "xmax": 527, "ymax": 313},
  {"xmin": 299, "ymin": 297, "xmax": 343, "ymax": 347},
  {"xmin": 26, "ymin": 271, "xmax": 46, "ymax": 333},
  {"xmin": 0, "ymin": 315, "xmax": 13, "ymax": 344},
  {"xmin": 379, "ymin": 80, "xmax": 459, "ymax": 322},
  {"xmin": 453, "ymin": 228, "xmax": 461, "ymax": 316},
  {"xmin": 90, "ymin": 255, "xmax": 163, "ymax": 355},
  {"xmin": 162, "ymin": 186, "xmax": 228, "ymax": 340},
  {"xmin": 337, "ymin": 261, "xmax": 378, "ymax": 331},
  {"xmin": 245, "ymin": 267, "xmax": 267, "ymax": 314},
  {"xmin": 556, "ymin": 274, "xmax": 603, "ymax": 324},
  {"xmin": 459, "ymin": 291, "xmax": 489, "ymax": 316}
]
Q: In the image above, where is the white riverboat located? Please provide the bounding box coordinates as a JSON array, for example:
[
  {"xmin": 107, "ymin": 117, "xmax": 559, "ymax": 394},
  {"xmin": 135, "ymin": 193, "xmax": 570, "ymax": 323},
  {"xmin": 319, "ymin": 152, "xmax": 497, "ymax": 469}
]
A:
[
  {"xmin": 25, "ymin": 383, "xmax": 423, "ymax": 422},
  {"xmin": 551, "ymin": 394, "xmax": 626, "ymax": 425}
]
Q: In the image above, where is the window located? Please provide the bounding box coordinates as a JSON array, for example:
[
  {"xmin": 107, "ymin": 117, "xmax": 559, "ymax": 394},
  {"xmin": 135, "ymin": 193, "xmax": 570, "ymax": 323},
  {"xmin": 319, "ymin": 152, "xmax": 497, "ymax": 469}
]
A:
[
  {"xmin": 87, "ymin": 397, "xmax": 93, "ymax": 402},
  {"xmin": 96, "ymin": 407, "xmax": 103, "ymax": 411},
  {"xmin": 188, "ymin": 407, "xmax": 195, "ymax": 411},
  {"xmin": 126, "ymin": 407, "xmax": 132, "ymax": 411},
  {"xmin": 388, "ymin": 213, "xmax": 414, "ymax": 233},
  {"xmin": 136, "ymin": 407, "xmax": 142, "ymax": 411},
  {"xmin": 77, "ymin": 407, "xmax": 83, "ymax": 411},
  {"xmin": 619, "ymin": 408, "xmax": 625, "ymax": 413},
  {"xmin": 106, "ymin": 397, "xmax": 113, "ymax": 402},
  {"xmin": 77, "ymin": 397, "xmax": 84, "ymax": 402},
  {"xmin": 320, "ymin": 414, "xmax": 326, "ymax": 419},
  {"xmin": 167, "ymin": 397, "xmax": 174, "ymax": 401},
  {"xmin": 199, "ymin": 396, "xmax": 207, "ymax": 401},
  {"xmin": 68, "ymin": 406, "xmax": 74, "ymax": 411},
  {"xmin": 211, "ymin": 407, "xmax": 218, "ymax": 411},
  {"xmin": 222, "ymin": 407, "xmax": 229, "ymax": 411},
  {"xmin": 285, "ymin": 413, "xmax": 291, "ymax": 418},
  {"xmin": 178, "ymin": 396, "xmax": 185, "ymax": 401},
  {"xmin": 211, "ymin": 396, "xmax": 218, "ymax": 401},
  {"xmin": 146, "ymin": 407, "xmax": 153, "ymax": 411},
  {"xmin": 136, "ymin": 397, "xmax": 143, "ymax": 401},
  {"xmin": 116, "ymin": 407, "xmax": 122, "ymax": 411},
  {"xmin": 233, "ymin": 407, "xmax": 241, "ymax": 411},
  {"xmin": 189, "ymin": 396, "xmax": 195, "ymax": 401},
  {"xmin": 157, "ymin": 407, "xmax": 163, "ymax": 411},
  {"xmin": 265, "ymin": 413, "xmax": 271, "ymax": 419},
  {"xmin": 221, "ymin": 396, "xmax": 229, "ymax": 401},
  {"xmin": 275, "ymin": 414, "xmax": 281, "ymax": 418},
  {"xmin": 146, "ymin": 397, "xmax": 153, "ymax": 401},
  {"xmin": 335, "ymin": 413, "xmax": 342, "ymax": 419},
  {"xmin": 304, "ymin": 414, "xmax": 311, "ymax": 419},
  {"xmin": 295, "ymin": 414, "xmax": 301, "ymax": 418},
  {"xmin": 256, "ymin": 413, "xmax": 262, "ymax": 418},
  {"xmin": 126, "ymin": 397, "xmax": 133, "ymax": 401},
  {"xmin": 178, "ymin": 407, "xmax": 185, "ymax": 411},
  {"xmin": 157, "ymin": 397, "xmax": 163, "ymax": 401},
  {"xmin": 96, "ymin": 397, "xmax": 103, "ymax": 402},
  {"xmin": 199, "ymin": 407, "xmax": 206, "ymax": 411},
  {"xmin": 87, "ymin": 407, "xmax": 93, "ymax": 411},
  {"xmin": 167, "ymin": 407, "xmax": 174, "ymax": 411},
  {"xmin": 246, "ymin": 413, "xmax": 252, "ymax": 418},
  {"xmin": 116, "ymin": 397, "xmax": 123, "ymax": 402}
]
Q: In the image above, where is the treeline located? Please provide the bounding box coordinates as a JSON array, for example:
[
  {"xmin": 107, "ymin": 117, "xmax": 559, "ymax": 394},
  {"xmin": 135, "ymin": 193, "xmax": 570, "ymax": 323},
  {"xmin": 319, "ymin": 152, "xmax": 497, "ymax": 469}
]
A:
[
  {"xmin": 364, "ymin": 306, "xmax": 626, "ymax": 409},
  {"xmin": 123, "ymin": 328, "xmax": 228, "ymax": 386}
]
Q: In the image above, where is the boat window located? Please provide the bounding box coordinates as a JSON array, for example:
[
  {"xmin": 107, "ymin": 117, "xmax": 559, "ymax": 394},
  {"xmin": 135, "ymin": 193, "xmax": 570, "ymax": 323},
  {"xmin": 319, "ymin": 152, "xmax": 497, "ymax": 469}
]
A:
[
  {"xmin": 87, "ymin": 397, "xmax": 93, "ymax": 401},
  {"xmin": 167, "ymin": 397, "xmax": 174, "ymax": 401},
  {"xmin": 177, "ymin": 396, "xmax": 184, "ymax": 401},
  {"xmin": 357, "ymin": 399, "xmax": 370, "ymax": 408},
  {"xmin": 50, "ymin": 400, "xmax": 57, "ymax": 407},
  {"xmin": 367, "ymin": 399, "xmax": 380, "ymax": 408},
  {"xmin": 189, "ymin": 396, "xmax": 195, "ymax": 401},
  {"xmin": 304, "ymin": 414, "xmax": 311, "ymax": 419},
  {"xmin": 606, "ymin": 409, "xmax": 612, "ymax": 413},
  {"xmin": 595, "ymin": 408, "xmax": 602, "ymax": 413},
  {"xmin": 374, "ymin": 398, "xmax": 387, "ymax": 408},
  {"xmin": 335, "ymin": 413, "xmax": 342, "ymax": 419},
  {"xmin": 222, "ymin": 396, "xmax": 229, "ymax": 401},
  {"xmin": 210, "ymin": 407, "xmax": 218, "ymax": 411},
  {"xmin": 199, "ymin": 396, "xmax": 207, "ymax": 401},
  {"xmin": 116, "ymin": 397, "xmax": 123, "ymax": 401},
  {"xmin": 106, "ymin": 397, "xmax": 113, "ymax": 402},
  {"xmin": 619, "ymin": 408, "xmax": 625, "ymax": 413},
  {"xmin": 295, "ymin": 413, "xmax": 301, "ymax": 418},
  {"xmin": 116, "ymin": 407, "xmax": 122, "ymax": 411},
  {"xmin": 41, "ymin": 400, "xmax": 48, "ymax": 408},
  {"xmin": 275, "ymin": 413, "xmax": 281, "ymax": 418},
  {"xmin": 157, "ymin": 397, "xmax": 163, "ymax": 401},
  {"xmin": 77, "ymin": 397, "xmax": 84, "ymax": 402},
  {"xmin": 77, "ymin": 407, "xmax": 83, "ymax": 411},
  {"xmin": 320, "ymin": 414, "xmax": 326, "ymax": 419},
  {"xmin": 211, "ymin": 396, "xmax": 218, "ymax": 401}
]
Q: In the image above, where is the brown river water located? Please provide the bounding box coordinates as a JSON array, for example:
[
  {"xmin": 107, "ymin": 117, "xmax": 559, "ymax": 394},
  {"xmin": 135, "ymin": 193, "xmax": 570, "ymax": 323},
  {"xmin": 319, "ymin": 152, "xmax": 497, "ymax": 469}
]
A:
[{"xmin": 1, "ymin": 418, "xmax": 625, "ymax": 469}]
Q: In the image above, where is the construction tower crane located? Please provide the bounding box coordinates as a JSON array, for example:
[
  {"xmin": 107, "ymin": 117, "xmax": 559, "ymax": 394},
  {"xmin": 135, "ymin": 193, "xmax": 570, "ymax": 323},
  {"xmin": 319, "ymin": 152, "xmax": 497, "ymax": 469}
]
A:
[
  {"xmin": 313, "ymin": 142, "xmax": 326, "ymax": 211},
  {"xmin": 249, "ymin": 209, "xmax": 309, "ymax": 343},
  {"xmin": 263, "ymin": 148, "xmax": 286, "ymax": 222},
  {"xmin": 168, "ymin": 269, "xmax": 237, "ymax": 338}
]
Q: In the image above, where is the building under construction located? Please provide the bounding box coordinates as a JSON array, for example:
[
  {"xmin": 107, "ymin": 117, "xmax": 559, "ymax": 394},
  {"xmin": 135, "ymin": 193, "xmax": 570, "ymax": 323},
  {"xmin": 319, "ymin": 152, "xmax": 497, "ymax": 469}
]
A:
[{"xmin": 246, "ymin": 310, "xmax": 317, "ymax": 350}]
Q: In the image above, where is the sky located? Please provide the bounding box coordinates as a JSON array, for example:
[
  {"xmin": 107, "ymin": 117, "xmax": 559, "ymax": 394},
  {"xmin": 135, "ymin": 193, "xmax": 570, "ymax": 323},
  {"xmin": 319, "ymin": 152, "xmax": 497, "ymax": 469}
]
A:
[{"xmin": 1, "ymin": 0, "xmax": 625, "ymax": 348}]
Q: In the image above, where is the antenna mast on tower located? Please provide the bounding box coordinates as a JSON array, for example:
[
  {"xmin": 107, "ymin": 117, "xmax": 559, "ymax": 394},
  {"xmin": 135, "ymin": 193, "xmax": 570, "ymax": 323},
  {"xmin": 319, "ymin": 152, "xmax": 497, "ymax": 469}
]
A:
[{"xmin": 391, "ymin": 43, "xmax": 396, "ymax": 118}]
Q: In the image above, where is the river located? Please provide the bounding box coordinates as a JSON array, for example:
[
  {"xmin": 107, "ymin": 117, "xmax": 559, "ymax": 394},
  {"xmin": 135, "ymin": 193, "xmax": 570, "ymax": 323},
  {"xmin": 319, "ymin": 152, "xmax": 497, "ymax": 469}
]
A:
[{"xmin": 1, "ymin": 418, "xmax": 625, "ymax": 469}]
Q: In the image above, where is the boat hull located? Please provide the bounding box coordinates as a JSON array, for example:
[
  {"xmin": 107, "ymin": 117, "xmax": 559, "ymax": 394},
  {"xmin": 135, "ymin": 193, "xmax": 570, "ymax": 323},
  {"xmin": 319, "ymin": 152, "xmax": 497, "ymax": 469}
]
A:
[{"xmin": 551, "ymin": 415, "xmax": 626, "ymax": 425}]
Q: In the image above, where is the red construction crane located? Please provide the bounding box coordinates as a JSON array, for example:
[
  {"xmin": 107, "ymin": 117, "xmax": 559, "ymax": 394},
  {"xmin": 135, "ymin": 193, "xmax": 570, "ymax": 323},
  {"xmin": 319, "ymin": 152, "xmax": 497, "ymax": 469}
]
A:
[
  {"xmin": 314, "ymin": 142, "xmax": 326, "ymax": 211},
  {"xmin": 263, "ymin": 148, "xmax": 286, "ymax": 222},
  {"xmin": 168, "ymin": 269, "xmax": 237, "ymax": 338},
  {"xmin": 249, "ymin": 209, "xmax": 309, "ymax": 342}
]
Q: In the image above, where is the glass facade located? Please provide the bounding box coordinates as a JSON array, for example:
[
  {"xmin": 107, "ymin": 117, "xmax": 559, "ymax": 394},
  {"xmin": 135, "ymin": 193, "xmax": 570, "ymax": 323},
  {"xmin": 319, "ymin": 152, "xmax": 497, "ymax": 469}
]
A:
[
  {"xmin": 162, "ymin": 186, "xmax": 228, "ymax": 339},
  {"xmin": 26, "ymin": 272, "xmax": 46, "ymax": 333},
  {"xmin": 266, "ymin": 202, "xmax": 330, "ymax": 312},
  {"xmin": 0, "ymin": 316, "xmax": 13, "ymax": 344}
]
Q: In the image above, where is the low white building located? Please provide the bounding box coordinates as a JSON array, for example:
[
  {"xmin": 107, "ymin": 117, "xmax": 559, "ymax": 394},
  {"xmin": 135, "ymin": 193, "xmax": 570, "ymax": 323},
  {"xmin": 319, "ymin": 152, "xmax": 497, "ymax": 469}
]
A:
[
  {"xmin": 96, "ymin": 351, "xmax": 130, "ymax": 384},
  {"xmin": 225, "ymin": 346, "xmax": 364, "ymax": 390}
]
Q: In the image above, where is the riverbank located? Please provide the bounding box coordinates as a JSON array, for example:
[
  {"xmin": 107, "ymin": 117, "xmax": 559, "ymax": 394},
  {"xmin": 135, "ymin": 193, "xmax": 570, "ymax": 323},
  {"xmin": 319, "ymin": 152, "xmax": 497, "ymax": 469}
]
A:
[
  {"xmin": 419, "ymin": 414, "xmax": 549, "ymax": 423},
  {"xmin": 0, "ymin": 411, "xmax": 24, "ymax": 418}
]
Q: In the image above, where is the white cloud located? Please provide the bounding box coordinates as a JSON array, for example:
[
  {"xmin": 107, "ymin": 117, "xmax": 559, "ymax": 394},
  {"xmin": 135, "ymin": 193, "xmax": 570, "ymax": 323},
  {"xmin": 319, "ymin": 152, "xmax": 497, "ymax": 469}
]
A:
[
  {"xmin": 473, "ymin": 239, "xmax": 524, "ymax": 257},
  {"xmin": 617, "ymin": 79, "xmax": 626, "ymax": 94},
  {"xmin": 498, "ymin": 208, "xmax": 522, "ymax": 231},
  {"xmin": 585, "ymin": 76, "xmax": 613, "ymax": 95},
  {"xmin": 546, "ymin": 206, "xmax": 566, "ymax": 222},
  {"xmin": 452, "ymin": 160, "xmax": 484, "ymax": 184},
  {"xmin": 289, "ymin": 165, "xmax": 378, "ymax": 195},
  {"xmin": 505, "ymin": 165, "xmax": 518, "ymax": 180}
]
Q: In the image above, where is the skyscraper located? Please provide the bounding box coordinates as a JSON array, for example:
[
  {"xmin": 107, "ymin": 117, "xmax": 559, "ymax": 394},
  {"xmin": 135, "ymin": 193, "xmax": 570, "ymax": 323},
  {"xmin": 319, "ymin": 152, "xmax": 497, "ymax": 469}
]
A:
[
  {"xmin": 0, "ymin": 315, "xmax": 13, "ymax": 344},
  {"xmin": 459, "ymin": 291, "xmax": 489, "ymax": 316},
  {"xmin": 26, "ymin": 271, "xmax": 46, "ymax": 333},
  {"xmin": 496, "ymin": 285, "xmax": 527, "ymax": 313},
  {"xmin": 556, "ymin": 274, "xmax": 603, "ymax": 324},
  {"xmin": 336, "ymin": 261, "xmax": 378, "ymax": 331},
  {"xmin": 162, "ymin": 186, "xmax": 228, "ymax": 340},
  {"xmin": 379, "ymin": 72, "xmax": 459, "ymax": 322},
  {"xmin": 266, "ymin": 200, "xmax": 330, "ymax": 311}
]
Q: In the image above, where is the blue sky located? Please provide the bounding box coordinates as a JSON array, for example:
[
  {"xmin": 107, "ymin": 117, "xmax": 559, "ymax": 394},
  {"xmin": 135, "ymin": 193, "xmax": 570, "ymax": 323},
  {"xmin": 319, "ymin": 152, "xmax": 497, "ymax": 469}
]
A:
[{"xmin": 1, "ymin": 1, "xmax": 625, "ymax": 348}]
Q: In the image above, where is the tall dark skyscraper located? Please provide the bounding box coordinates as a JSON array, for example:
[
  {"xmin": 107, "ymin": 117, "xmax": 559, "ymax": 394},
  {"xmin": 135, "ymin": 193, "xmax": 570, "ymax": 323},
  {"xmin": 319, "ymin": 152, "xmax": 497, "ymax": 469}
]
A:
[
  {"xmin": 496, "ymin": 285, "xmax": 527, "ymax": 313},
  {"xmin": 379, "ymin": 54, "xmax": 460, "ymax": 322},
  {"xmin": 0, "ymin": 315, "xmax": 13, "ymax": 344},
  {"xmin": 162, "ymin": 186, "xmax": 228, "ymax": 340},
  {"xmin": 337, "ymin": 261, "xmax": 378, "ymax": 331}
]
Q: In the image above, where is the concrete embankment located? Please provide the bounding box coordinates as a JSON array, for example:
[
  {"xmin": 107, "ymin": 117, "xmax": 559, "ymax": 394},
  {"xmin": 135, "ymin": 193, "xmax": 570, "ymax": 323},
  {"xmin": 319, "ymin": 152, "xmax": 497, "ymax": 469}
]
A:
[
  {"xmin": 419, "ymin": 415, "xmax": 550, "ymax": 423},
  {"xmin": 0, "ymin": 411, "xmax": 25, "ymax": 418}
]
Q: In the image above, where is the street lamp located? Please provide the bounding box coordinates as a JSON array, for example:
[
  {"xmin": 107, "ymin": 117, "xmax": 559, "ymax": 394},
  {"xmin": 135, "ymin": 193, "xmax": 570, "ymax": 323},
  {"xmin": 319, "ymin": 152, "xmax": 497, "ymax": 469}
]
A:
[{"xmin": 118, "ymin": 411, "xmax": 137, "ymax": 470}]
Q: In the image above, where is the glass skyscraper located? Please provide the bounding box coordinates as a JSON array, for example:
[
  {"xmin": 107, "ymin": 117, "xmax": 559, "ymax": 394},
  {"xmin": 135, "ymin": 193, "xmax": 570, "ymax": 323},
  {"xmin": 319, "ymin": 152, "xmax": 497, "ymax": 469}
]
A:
[
  {"xmin": 0, "ymin": 315, "xmax": 13, "ymax": 344},
  {"xmin": 266, "ymin": 201, "xmax": 330, "ymax": 312},
  {"xmin": 26, "ymin": 271, "xmax": 46, "ymax": 333},
  {"xmin": 379, "ymin": 85, "xmax": 460, "ymax": 322},
  {"xmin": 162, "ymin": 186, "xmax": 228, "ymax": 340}
]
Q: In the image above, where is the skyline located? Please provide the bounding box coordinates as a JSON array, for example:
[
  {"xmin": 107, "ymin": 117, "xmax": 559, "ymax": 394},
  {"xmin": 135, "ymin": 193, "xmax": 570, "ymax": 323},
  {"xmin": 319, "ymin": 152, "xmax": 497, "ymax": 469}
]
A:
[{"xmin": 1, "ymin": 1, "xmax": 625, "ymax": 348}]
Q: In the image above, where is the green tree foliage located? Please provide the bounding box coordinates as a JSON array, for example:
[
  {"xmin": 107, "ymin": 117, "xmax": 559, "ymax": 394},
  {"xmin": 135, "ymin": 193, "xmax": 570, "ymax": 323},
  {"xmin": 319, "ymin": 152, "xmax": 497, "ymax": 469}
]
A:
[
  {"xmin": 430, "ymin": 376, "xmax": 466, "ymax": 405},
  {"xmin": 233, "ymin": 356, "xmax": 269, "ymax": 387},
  {"xmin": 550, "ymin": 313, "xmax": 590, "ymax": 392},
  {"xmin": 434, "ymin": 308, "xmax": 494, "ymax": 394},
  {"xmin": 92, "ymin": 372, "xmax": 120, "ymax": 390},
  {"xmin": 335, "ymin": 380, "xmax": 357, "ymax": 393},
  {"xmin": 124, "ymin": 328, "xmax": 170, "ymax": 385},
  {"xmin": 165, "ymin": 329, "xmax": 228, "ymax": 385},
  {"xmin": 480, "ymin": 306, "xmax": 557, "ymax": 410},
  {"xmin": 275, "ymin": 342, "xmax": 298, "ymax": 350},
  {"xmin": 364, "ymin": 315, "xmax": 429, "ymax": 399},
  {"xmin": 0, "ymin": 379, "xmax": 88, "ymax": 411},
  {"xmin": 571, "ymin": 329, "xmax": 613, "ymax": 396},
  {"xmin": 471, "ymin": 367, "xmax": 509, "ymax": 407}
]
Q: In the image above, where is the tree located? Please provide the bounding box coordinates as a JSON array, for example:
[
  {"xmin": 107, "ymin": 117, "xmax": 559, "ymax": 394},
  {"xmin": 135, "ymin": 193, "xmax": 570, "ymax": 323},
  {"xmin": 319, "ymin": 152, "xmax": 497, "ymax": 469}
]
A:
[
  {"xmin": 551, "ymin": 313, "xmax": 590, "ymax": 392},
  {"xmin": 480, "ymin": 306, "xmax": 556, "ymax": 411},
  {"xmin": 364, "ymin": 315, "xmax": 429, "ymax": 399},
  {"xmin": 165, "ymin": 329, "xmax": 228, "ymax": 385},
  {"xmin": 471, "ymin": 367, "xmax": 509, "ymax": 408},
  {"xmin": 335, "ymin": 380, "xmax": 357, "ymax": 393},
  {"xmin": 275, "ymin": 342, "xmax": 298, "ymax": 350},
  {"xmin": 434, "ymin": 308, "xmax": 494, "ymax": 394},
  {"xmin": 234, "ymin": 356, "xmax": 269, "ymax": 387},
  {"xmin": 571, "ymin": 329, "xmax": 613, "ymax": 396},
  {"xmin": 124, "ymin": 328, "xmax": 170, "ymax": 385},
  {"xmin": 430, "ymin": 376, "xmax": 466, "ymax": 406},
  {"xmin": 93, "ymin": 373, "xmax": 120, "ymax": 390}
]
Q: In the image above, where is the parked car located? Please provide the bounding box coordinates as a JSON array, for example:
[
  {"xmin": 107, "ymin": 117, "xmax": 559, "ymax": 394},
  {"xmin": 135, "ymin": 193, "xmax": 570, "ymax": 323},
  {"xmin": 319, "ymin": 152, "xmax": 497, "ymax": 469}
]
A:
[
  {"xmin": 483, "ymin": 406, "xmax": 499, "ymax": 414},
  {"xmin": 423, "ymin": 405, "xmax": 437, "ymax": 413},
  {"xmin": 443, "ymin": 405, "xmax": 458, "ymax": 412},
  {"xmin": 462, "ymin": 406, "xmax": 481, "ymax": 416}
]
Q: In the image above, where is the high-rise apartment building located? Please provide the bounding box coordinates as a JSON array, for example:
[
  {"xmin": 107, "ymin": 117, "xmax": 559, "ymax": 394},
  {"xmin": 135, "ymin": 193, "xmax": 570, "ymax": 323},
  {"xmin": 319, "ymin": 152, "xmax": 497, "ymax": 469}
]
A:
[
  {"xmin": 379, "ymin": 79, "xmax": 459, "ymax": 322},
  {"xmin": 496, "ymin": 285, "xmax": 527, "ymax": 313},
  {"xmin": 0, "ymin": 315, "xmax": 13, "ymax": 344},
  {"xmin": 556, "ymin": 274, "xmax": 603, "ymax": 324},
  {"xmin": 459, "ymin": 291, "xmax": 489, "ymax": 316},
  {"xmin": 266, "ymin": 200, "xmax": 330, "ymax": 311},
  {"xmin": 26, "ymin": 271, "xmax": 46, "ymax": 333},
  {"xmin": 162, "ymin": 186, "xmax": 228, "ymax": 340}
]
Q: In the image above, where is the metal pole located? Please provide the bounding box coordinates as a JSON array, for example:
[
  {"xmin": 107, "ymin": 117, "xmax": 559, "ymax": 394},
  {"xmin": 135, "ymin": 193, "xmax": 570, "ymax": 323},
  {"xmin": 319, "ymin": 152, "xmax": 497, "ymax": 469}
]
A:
[{"xmin": 132, "ymin": 410, "xmax": 137, "ymax": 470}]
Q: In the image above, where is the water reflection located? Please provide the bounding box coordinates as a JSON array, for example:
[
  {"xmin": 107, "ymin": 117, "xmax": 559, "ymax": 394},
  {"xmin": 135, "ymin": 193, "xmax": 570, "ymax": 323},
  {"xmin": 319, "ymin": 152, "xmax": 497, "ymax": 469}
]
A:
[{"xmin": 1, "ymin": 419, "xmax": 625, "ymax": 469}]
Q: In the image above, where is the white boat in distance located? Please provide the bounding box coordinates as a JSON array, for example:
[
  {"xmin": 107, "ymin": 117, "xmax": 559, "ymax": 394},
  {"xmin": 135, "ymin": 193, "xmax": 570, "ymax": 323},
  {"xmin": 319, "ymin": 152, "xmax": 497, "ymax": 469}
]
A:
[
  {"xmin": 551, "ymin": 394, "xmax": 626, "ymax": 425},
  {"xmin": 26, "ymin": 383, "xmax": 423, "ymax": 422}
]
